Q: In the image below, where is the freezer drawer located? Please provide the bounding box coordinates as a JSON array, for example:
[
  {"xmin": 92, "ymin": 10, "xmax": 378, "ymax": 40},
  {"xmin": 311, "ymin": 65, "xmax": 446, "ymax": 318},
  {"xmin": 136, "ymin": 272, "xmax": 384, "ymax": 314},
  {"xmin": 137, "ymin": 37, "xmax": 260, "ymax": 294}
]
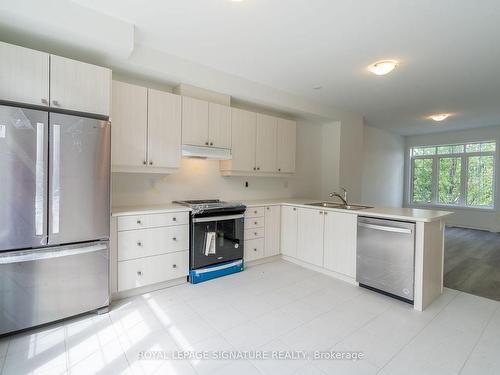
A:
[
  {"xmin": 356, "ymin": 217, "xmax": 415, "ymax": 301},
  {"xmin": 0, "ymin": 241, "xmax": 109, "ymax": 335}
]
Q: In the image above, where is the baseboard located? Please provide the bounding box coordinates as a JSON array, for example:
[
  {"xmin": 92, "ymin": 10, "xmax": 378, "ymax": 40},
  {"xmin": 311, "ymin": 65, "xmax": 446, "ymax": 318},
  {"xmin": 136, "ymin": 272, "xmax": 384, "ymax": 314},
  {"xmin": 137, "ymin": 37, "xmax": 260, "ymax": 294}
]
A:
[
  {"xmin": 446, "ymin": 224, "xmax": 499, "ymax": 233},
  {"xmin": 280, "ymin": 255, "xmax": 358, "ymax": 286},
  {"xmin": 111, "ymin": 277, "xmax": 187, "ymax": 301}
]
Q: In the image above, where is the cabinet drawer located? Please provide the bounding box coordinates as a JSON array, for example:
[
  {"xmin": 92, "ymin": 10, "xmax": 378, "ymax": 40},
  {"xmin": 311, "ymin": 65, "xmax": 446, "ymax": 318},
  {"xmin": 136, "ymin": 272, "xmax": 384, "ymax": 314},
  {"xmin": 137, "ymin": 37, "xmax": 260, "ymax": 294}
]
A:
[
  {"xmin": 118, "ymin": 225, "xmax": 189, "ymax": 261},
  {"xmin": 245, "ymin": 207, "xmax": 264, "ymax": 218},
  {"xmin": 245, "ymin": 217, "xmax": 264, "ymax": 229},
  {"xmin": 118, "ymin": 251, "xmax": 189, "ymax": 292},
  {"xmin": 245, "ymin": 227, "xmax": 264, "ymax": 240},
  {"xmin": 117, "ymin": 212, "xmax": 189, "ymax": 231},
  {"xmin": 244, "ymin": 238, "xmax": 264, "ymax": 262}
]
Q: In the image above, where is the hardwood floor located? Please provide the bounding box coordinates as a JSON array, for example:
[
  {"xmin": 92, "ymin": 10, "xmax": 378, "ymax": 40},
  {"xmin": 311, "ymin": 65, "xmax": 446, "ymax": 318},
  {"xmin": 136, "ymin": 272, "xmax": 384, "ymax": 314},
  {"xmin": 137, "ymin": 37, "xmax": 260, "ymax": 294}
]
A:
[{"xmin": 444, "ymin": 226, "xmax": 500, "ymax": 301}]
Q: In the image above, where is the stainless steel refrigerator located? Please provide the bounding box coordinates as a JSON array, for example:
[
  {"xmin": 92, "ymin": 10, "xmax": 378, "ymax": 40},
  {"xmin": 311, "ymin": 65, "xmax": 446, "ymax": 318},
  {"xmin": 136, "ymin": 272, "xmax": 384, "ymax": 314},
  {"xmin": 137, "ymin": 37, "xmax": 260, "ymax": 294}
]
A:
[{"xmin": 0, "ymin": 104, "xmax": 111, "ymax": 335}]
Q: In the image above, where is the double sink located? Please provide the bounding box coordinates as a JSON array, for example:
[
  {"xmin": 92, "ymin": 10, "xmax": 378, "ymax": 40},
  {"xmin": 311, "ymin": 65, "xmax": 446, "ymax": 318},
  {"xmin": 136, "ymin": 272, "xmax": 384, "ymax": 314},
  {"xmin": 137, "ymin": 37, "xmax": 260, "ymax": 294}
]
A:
[{"xmin": 305, "ymin": 202, "xmax": 373, "ymax": 211}]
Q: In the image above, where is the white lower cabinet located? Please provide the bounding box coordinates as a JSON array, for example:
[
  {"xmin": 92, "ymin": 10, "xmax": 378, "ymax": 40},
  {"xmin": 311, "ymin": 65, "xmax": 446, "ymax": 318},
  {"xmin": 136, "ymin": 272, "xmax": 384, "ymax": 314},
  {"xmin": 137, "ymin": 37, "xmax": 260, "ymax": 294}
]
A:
[
  {"xmin": 243, "ymin": 205, "xmax": 280, "ymax": 261},
  {"xmin": 323, "ymin": 211, "xmax": 357, "ymax": 278},
  {"xmin": 117, "ymin": 225, "xmax": 189, "ymax": 261},
  {"xmin": 264, "ymin": 206, "xmax": 281, "ymax": 257},
  {"xmin": 297, "ymin": 208, "xmax": 325, "ymax": 267},
  {"xmin": 280, "ymin": 206, "xmax": 298, "ymax": 257},
  {"xmin": 244, "ymin": 238, "xmax": 264, "ymax": 262},
  {"xmin": 118, "ymin": 251, "xmax": 189, "ymax": 292},
  {"xmin": 116, "ymin": 211, "xmax": 189, "ymax": 292}
]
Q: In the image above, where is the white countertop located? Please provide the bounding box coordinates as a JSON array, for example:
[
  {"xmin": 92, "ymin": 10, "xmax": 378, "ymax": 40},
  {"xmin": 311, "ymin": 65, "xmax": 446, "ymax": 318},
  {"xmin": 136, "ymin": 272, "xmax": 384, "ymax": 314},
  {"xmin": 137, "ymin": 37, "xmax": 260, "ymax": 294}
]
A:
[
  {"xmin": 112, "ymin": 203, "xmax": 191, "ymax": 217},
  {"xmin": 239, "ymin": 198, "xmax": 453, "ymax": 222},
  {"xmin": 111, "ymin": 198, "xmax": 452, "ymax": 222}
]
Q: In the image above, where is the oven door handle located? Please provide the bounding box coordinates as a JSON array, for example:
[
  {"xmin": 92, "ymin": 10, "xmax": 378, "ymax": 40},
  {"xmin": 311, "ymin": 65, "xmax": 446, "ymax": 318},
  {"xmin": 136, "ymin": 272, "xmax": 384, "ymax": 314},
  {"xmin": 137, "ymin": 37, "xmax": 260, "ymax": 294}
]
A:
[{"xmin": 193, "ymin": 214, "xmax": 244, "ymax": 223}]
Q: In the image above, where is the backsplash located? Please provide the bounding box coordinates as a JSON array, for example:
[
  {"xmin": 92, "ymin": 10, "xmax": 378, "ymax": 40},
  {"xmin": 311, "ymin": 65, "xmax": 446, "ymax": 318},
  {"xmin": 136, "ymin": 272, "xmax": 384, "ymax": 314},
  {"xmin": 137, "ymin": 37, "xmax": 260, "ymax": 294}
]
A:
[{"xmin": 113, "ymin": 158, "xmax": 302, "ymax": 206}]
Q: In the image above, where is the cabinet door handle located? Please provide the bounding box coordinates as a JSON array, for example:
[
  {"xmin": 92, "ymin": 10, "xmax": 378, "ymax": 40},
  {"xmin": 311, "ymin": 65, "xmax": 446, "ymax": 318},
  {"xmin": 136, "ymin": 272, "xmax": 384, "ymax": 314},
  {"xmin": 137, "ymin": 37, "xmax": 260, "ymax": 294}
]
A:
[
  {"xmin": 210, "ymin": 142, "xmax": 213, "ymax": 146},
  {"xmin": 293, "ymin": 208, "xmax": 296, "ymax": 211},
  {"xmin": 254, "ymin": 221, "xmax": 258, "ymax": 225},
  {"xmin": 253, "ymin": 167, "xmax": 256, "ymax": 171},
  {"xmin": 266, "ymin": 207, "xmax": 270, "ymax": 210},
  {"xmin": 278, "ymin": 168, "xmax": 281, "ymax": 172},
  {"xmin": 253, "ymin": 248, "xmax": 257, "ymax": 252},
  {"xmin": 257, "ymin": 167, "xmax": 260, "ymax": 170},
  {"xmin": 254, "ymin": 210, "xmax": 258, "ymax": 214},
  {"xmin": 41, "ymin": 98, "xmax": 48, "ymax": 105},
  {"xmin": 319, "ymin": 211, "xmax": 323, "ymax": 215},
  {"xmin": 137, "ymin": 270, "xmax": 143, "ymax": 276},
  {"xmin": 149, "ymin": 161, "xmax": 153, "ymax": 166},
  {"xmin": 142, "ymin": 161, "xmax": 147, "ymax": 165},
  {"xmin": 172, "ymin": 237, "xmax": 177, "ymax": 241},
  {"xmin": 172, "ymin": 217, "xmax": 177, "ymax": 222},
  {"xmin": 324, "ymin": 212, "xmax": 328, "ymax": 215},
  {"xmin": 52, "ymin": 100, "xmax": 60, "ymax": 107},
  {"xmin": 137, "ymin": 241, "xmax": 142, "ymax": 246},
  {"xmin": 254, "ymin": 232, "xmax": 258, "ymax": 236},
  {"xmin": 172, "ymin": 264, "xmax": 177, "ymax": 268},
  {"xmin": 205, "ymin": 141, "xmax": 209, "ymax": 146},
  {"xmin": 136, "ymin": 219, "xmax": 142, "ymax": 224}
]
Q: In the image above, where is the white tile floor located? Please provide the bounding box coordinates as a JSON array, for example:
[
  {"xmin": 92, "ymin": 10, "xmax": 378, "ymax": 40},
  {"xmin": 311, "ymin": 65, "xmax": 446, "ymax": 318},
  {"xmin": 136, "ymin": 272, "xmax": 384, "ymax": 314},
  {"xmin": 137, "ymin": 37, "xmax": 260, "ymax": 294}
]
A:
[{"xmin": 1, "ymin": 259, "xmax": 500, "ymax": 375}]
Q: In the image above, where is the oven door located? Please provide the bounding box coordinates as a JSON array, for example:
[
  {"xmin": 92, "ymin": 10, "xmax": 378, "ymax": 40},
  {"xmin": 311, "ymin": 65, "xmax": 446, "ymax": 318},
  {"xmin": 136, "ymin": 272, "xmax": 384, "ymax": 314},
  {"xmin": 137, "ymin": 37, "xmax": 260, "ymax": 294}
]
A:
[{"xmin": 191, "ymin": 214, "xmax": 244, "ymax": 269}]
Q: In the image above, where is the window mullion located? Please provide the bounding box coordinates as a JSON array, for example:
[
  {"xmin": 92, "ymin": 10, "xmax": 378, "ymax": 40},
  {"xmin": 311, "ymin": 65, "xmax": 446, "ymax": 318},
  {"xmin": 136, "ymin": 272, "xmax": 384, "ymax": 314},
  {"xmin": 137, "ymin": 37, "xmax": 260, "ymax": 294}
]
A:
[
  {"xmin": 432, "ymin": 156, "xmax": 438, "ymax": 205},
  {"xmin": 461, "ymin": 155, "xmax": 467, "ymax": 206}
]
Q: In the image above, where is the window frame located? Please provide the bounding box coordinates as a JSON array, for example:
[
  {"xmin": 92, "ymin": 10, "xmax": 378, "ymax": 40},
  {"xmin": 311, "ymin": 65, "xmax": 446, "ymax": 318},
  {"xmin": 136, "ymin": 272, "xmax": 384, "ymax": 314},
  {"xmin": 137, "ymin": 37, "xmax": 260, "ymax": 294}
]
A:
[{"xmin": 408, "ymin": 141, "xmax": 497, "ymax": 210}]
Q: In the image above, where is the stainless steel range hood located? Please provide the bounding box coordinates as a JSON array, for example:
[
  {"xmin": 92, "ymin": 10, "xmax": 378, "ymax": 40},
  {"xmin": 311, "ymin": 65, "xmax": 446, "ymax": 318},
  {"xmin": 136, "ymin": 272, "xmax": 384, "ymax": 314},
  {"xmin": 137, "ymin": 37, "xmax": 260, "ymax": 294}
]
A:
[{"xmin": 181, "ymin": 144, "xmax": 232, "ymax": 160}]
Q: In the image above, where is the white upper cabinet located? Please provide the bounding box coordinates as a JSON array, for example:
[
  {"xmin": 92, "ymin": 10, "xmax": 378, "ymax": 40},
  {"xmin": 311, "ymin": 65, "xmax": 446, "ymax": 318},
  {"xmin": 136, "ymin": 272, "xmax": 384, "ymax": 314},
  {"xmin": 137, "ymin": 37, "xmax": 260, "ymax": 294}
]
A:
[
  {"xmin": 280, "ymin": 205, "xmax": 298, "ymax": 258},
  {"xmin": 297, "ymin": 208, "xmax": 325, "ymax": 267},
  {"xmin": 255, "ymin": 114, "xmax": 277, "ymax": 172},
  {"xmin": 181, "ymin": 97, "xmax": 231, "ymax": 149},
  {"xmin": 181, "ymin": 96, "xmax": 209, "ymax": 146},
  {"xmin": 0, "ymin": 42, "xmax": 49, "ymax": 106},
  {"xmin": 50, "ymin": 55, "xmax": 111, "ymax": 116},
  {"xmin": 323, "ymin": 211, "xmax": 357, "ymax": 278},
  {"xmin": 209, "ymin": 103, "xmax": 231, "ymax": 148},
  {"xmin": 148, "ymin": 89, "xmax": 182, "ymax": 169},
  {"xmin": 264, "ymin": 206, "xmax": 281, "ymax": 257},
  {"xmin": 111, "ymin": 81, "xmax": 182, "ymax": 174},
  {"xmin": 276, "ymin": 118, "xmax": 297, "ymax": 173},
  {"xmin": 111, "ymin": 81, "xmax": 148, "ymax": 169},
  {"xmin": 220, "ymin": 109, "xmax": 296, "ymax": 176},
  {"xmin": 221, "ymin": 108, "xmax": 257, "ymax": 172}
]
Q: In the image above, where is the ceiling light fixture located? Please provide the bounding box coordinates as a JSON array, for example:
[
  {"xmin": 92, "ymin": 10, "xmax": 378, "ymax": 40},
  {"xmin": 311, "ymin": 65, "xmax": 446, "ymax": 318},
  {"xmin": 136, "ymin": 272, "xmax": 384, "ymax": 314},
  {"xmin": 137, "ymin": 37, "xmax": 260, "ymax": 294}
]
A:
[
  {"xmin": 368, "ymin": 60, "xmax": 399, "ymax": 76},
  {"xmin": 429, "ymin": 113, "xmax": 451, "ymax": 122}
]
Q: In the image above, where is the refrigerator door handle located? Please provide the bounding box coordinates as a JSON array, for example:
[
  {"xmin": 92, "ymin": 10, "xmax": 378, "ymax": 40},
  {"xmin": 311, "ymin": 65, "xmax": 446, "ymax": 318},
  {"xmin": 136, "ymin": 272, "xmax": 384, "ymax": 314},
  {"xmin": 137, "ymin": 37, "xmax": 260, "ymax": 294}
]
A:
[
  {"xmin": 35, "ymin": 122, "xmax": 45, "ymax": 237},
  {"xmin": 51, "ymin": 124, "xmax": 61, "ymax": 235},
  {"xmin": 0, "ymin": 243, "xmax": 108, "ymax": 264}
]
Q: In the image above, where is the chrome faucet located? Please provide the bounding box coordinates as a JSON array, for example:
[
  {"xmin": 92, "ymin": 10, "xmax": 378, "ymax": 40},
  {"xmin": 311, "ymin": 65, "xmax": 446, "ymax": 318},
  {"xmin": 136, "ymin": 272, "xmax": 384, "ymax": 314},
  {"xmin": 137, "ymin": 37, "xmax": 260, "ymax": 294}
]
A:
[{"xmin": 329, "ymin": 187, "xmax": 348, "ymax": 205}]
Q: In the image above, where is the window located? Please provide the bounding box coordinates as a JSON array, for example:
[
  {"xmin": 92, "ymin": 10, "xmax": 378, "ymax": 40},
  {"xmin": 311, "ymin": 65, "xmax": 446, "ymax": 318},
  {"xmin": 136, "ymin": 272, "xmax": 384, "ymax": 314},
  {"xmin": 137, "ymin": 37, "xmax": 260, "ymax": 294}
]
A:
[{"xmin": 410, "ymin": 141, "xmax": 496, "ymax": 208}]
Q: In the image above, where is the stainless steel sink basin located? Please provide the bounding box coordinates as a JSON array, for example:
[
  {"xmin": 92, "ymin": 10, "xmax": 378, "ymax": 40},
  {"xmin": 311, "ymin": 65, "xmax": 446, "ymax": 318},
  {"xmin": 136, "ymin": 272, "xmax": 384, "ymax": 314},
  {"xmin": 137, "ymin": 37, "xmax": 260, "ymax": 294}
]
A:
[{"xmin": 305, "ymin": 202, "xmax": 373, "ymax": 210}]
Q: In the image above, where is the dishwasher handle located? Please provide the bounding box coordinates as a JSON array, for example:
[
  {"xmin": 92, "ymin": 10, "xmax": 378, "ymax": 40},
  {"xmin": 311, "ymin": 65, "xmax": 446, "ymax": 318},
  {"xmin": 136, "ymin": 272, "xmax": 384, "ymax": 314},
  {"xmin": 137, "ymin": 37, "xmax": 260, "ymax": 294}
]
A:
[{"xmin": 358, "ymin": 222, "xmax": 413, "ymax": 234}]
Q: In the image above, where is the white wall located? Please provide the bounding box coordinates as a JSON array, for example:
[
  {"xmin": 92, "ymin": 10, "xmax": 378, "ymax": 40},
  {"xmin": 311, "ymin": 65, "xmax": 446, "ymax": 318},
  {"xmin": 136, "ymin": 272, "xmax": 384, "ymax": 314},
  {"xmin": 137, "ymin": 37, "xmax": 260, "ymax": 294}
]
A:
[
  {"xmin": 339, "ymin": 114, "xmax": 365, "ymax": 202},
  {"xmin": 405, "ymin": 125, "xmax": 500, "ymax": 232},
  {"xmin": 320, "ymin": 122, "xmax": 341, "ymax": 199},
  {"xmin": 362, "ymin": 126, "xmax": 405, "ymax": 207},
  {"xmin": 112, "ymin": 121, "xmax": 323, "ymax": 206}
]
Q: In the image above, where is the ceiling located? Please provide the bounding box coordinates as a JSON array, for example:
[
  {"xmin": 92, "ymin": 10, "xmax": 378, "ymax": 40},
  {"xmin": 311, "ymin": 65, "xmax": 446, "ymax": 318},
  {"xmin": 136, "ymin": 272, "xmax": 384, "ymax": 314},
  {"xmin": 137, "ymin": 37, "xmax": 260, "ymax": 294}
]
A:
[{"xmin": 3, "ymin": 0, "xmax": 500, "ymax": 135}]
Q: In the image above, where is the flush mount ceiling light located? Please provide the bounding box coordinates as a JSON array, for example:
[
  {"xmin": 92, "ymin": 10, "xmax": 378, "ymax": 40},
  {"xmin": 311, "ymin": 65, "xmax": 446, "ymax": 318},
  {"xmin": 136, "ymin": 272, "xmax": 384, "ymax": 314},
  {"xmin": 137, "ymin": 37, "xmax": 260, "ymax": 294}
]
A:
[
  {"xmin": 368, "ymin": 60, "xmax": 399, "ymax": 76},
  {"xmin": 429, "ymin": 113, "xmax": 452, "ymax": 122}
]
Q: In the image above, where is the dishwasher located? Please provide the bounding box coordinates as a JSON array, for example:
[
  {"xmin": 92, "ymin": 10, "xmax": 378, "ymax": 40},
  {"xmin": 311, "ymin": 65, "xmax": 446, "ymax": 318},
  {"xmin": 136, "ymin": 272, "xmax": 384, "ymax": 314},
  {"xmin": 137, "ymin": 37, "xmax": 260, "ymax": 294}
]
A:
[{"xmin": 356, "ymin": 217, "xmax": 415, "ymax": 303}]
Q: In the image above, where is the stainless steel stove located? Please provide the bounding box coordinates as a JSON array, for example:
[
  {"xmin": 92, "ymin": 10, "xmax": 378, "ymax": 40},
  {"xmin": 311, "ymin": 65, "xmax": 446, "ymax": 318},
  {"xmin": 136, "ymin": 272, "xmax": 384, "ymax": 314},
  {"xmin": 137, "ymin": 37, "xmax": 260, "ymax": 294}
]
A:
[{"xmin": 173, "ymin": 199, "xmax": 246, "ymax": 283}]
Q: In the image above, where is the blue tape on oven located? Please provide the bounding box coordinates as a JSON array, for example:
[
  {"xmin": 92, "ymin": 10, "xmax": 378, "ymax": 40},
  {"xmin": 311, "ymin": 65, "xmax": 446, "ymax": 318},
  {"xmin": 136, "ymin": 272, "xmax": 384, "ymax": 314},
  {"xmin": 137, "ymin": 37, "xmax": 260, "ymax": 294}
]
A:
[{"xmin": 190, "ymin": 259, "xmax": 244, "ymax": 284}]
